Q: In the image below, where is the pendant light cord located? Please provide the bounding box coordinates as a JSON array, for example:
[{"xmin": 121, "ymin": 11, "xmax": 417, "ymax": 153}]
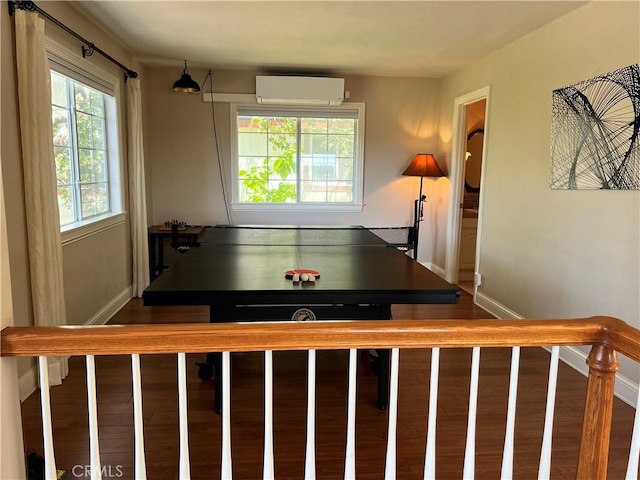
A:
[{"xmin": 206, "ymin": 72, "xmax": 232, "ymax": 225}]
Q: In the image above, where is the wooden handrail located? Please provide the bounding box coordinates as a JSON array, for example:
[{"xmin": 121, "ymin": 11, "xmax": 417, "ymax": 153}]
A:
[
  {"xmin": 3, "ymin": 315, "xmax": 638, "ymax": 480},
  {"xmin": 2, "ymin": 316, "xmax": 639, "ymax": 361}
]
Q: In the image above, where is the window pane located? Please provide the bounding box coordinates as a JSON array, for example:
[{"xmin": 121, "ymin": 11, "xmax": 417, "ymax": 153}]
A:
[
  {"xmin": 327, "ymin": 182, "xmax": 353, "ymax": 202},
  {"xmin": 79, "ymin": 149, "xmax": 93, "ymax": 183},
  {"xmin": 302, "ymin": 118, "xmax": 328, "ymax": 133},
  {"xmin": 90, "ymin": 90, "xmax": 104, "ymax": 117},
  {"xmin": 265, "ymin": 180, "xmax": 296, "ymax": 203},
  {"xmin": 54, "ymin": 147, "xmax": 72, "ymax": 185},
  {"xmin": 57, "ymin": 186, "xmax": 74, "ymax": 226},
  {"xmin": 336, "ymin": 158, "xmax": 354, "ymax": 181},
  {"xmin": 267, "ymin": 133, "xmax": 295, "ymax": 157},
  {"xmin": 266, "ymin": 117, "xmax": 296, "ymax": 134},
  {"xmin": 92, "ymin": 117, "xmax": 106, "ymax": 150},
  {"xmin": 74, "ymin": 83, "xmax": 91, "ymax": 113},
  {"xmin": 329, "ymin": 118, "xmax": 355, "ymax": 134},
  {"xmin": 76, "ymin": 111, "xmax": 93, "ymax": 149},
  {"xmin": 52, "ymin": 107, "xmax": 70, "ymax": 147},
  {"xmin": 51, "ymin": 73, "xmax": 68, "ymax": 107},
  {"xmin": 93, "ymin": 151, "xmax": 108, "ymax": 183},
  {"xmin": 81, "ymin": 184, "xmax": 97, "ymax": 218},
  {"xmin": 238, "ymin": 132, "xmax": 268, "ymax": 156},
  {"xmin": 80, "ymin": 182, "xmax": 109, "ymax": 219},
  {"xmin": 95, "ymin": 182, "xmax": 109, "ymax": 214},
  {"xmin": 300, "ymin": 180, "xmax": 327, "ymax": 202},
  {"xmin": 267, "ymin": 155, "xmax": 296, "ymax": 180},
  {"xmin": 238, "ymin": 156, "xmax": 266, "ymax": 177},
  {"xmin": 238, "ymin": 116, "xmax": 262, "ymax": 133},
  {"xmin": 328, "ymin": 134, "xmax": 354, "ymax": 157},
  {"xmin": 303, "ymin": 134, "xmax": 329, "ymax": 155}
]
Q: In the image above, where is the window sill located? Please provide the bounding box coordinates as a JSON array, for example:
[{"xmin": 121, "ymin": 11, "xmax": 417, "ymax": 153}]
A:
[
  {"xmin": 231, "ymin": 203, "xmax": 363, "ymax": 212},
  {"xmin": 61, "ymin": 212, "xmax": 126, "ymax": 246}
]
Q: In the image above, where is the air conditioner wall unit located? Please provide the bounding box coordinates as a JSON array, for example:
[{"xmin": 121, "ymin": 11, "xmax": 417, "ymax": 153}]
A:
[{"xmin": 256, "ymin": 75, "xmax": 345, "ymax": 106}]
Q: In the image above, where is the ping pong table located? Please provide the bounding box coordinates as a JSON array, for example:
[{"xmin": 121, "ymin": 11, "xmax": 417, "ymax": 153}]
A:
[{"xmin": 142, "ymin": 225, "xmax": 460, "ymax": 412}]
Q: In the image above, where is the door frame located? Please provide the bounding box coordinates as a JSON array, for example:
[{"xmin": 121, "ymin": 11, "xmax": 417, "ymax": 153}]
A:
[{"xmin": 445, "ymin": 86, "xmax": 491, "ymax": 291}]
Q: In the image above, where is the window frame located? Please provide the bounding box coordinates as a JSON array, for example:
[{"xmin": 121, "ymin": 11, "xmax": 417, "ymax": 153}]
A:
[
  {"xmin": 45, "ymin": 39, "xmax": 125, "ymax": 243},
  {"xmin": 230, "ymin": 102, "xmax": 366, "ymax": 212}
]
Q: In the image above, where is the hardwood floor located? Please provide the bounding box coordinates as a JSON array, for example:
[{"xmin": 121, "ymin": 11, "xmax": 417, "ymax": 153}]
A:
[{"xmin": 19, "ymin": 292, "xmax": 638, "ymax": 479}]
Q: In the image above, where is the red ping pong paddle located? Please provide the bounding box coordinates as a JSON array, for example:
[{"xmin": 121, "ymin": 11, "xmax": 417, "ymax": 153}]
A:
[{"xmin": 285, "ymin": 268, "xmax": 320, "ymax": 279}]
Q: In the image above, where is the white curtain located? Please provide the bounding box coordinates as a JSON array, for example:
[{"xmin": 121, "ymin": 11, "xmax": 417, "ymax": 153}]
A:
[
  {"xmin": 14, "ymin": 10, "xmax": 68, "ymax": 384},
  {"xmin": 127, "ymin": 78, "xmax": 150, "ymax": 296}
]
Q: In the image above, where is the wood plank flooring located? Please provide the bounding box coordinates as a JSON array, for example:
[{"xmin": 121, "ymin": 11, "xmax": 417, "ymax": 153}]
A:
[{"xmin": 19, "ymin": 293, "xmax": 638, "ymax": 479}]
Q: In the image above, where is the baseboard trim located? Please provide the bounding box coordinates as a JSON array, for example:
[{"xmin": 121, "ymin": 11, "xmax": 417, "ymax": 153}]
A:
[
  {"xmin": 424, "ymin": 262, "xmax": 445, "ymax": 278},
  {"xmin": 475, "ymin": 291, "xmax": 638, "ymax": 407},
  {"xmin": 19, "ymin": 366, "xmax": 38, "ymax": 402},
  {"xmin": 84, "ymin": 286, "xmax": 133, "ymax": 326},
  {"xmin": 19, "ymin": 285, "xmax": 133, "ymax": 402},
  {"xmin": 475, "ymin": 291, "xmax": 523, "ymax": 320}
]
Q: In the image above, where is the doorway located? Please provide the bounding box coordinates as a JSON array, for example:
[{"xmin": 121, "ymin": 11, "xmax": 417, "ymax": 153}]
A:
[{"xmin": 444, "ymin": 87, "xmax": 490, "ymax": 298}]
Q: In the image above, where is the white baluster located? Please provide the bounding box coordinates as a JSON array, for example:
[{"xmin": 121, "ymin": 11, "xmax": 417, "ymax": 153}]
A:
[
  {"xmin": 384, "ymin": 348, "xmax": 400, "ymax": 480},
  {"xmin": 344, "ymin": 349, "xmax": 358, "ymax": 479},
  {"xmin": 305, "ymin": 349, "xmax": 317, "ymax": 480},
  {"xmin": 177, "ymin": 353, "xmax": 191, "ymax": 479},
  {"xmin": 264, "ymin": 351, "xmax": 274, "ymax": 480},
  {"xmin": 38, "ymin": 357, "xmax": 57, "ymax": 480},
  {"xmin": 131, "ymin": 354, "xmax": 147, "ymax": 479},
  {"xmin": 221, "ymin": 352, "xmax": 233, "ymax": 479},
  {"xmin": 538, "ymin": 346, "xmax": 560, "ymax": 480},
  {"xmin": 501, "ymin": 346, "xmax": 520, "ymax": 479},
  {"xmin": 424, "ymin": 348, "xmax": 440, "ymax": 480},
  {"xmin": 625, "ymin": 376, "xmax": 640, "ymax": 479},
  {"xmin": 463, "ymin": 347, "xmax": 481, "ymax": 479},
  {"xmin": 86, "ymin": 355, "xmax": 102, "ymax": 480}
]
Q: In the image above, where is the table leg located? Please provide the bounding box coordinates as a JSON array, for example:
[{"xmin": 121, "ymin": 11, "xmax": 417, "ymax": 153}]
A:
[
  {"xmin": 377, "ymin": 349, "xmax": 390, "ymax": 410},
  {"xmin": 148, "ymin": 234, "xmax": 156, "ymax": 281},
  {"xmin": 376, "ymin": 304, "xmax": 393, "ymax": 410},
  {"xmin": 158, "ymin": 238, "xmax": 165, "ymax": 277},
  {"xmin": 213, "ymin": 352, "xmax": 222, "ymax": 414}
]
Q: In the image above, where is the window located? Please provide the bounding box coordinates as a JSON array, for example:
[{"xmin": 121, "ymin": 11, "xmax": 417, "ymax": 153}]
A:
[
  {"xmin": 231, "ymin": 104, "xmax": 365, "ymax": 210},
  {"xmin": 47, "ymin": 40, "xmax": 123, "ymax": 232}
]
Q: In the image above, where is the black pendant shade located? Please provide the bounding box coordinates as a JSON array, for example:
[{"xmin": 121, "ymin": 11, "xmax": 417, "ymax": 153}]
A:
[{"xmin": 173, "ymin": 61, "xmax": 201, "ymax": 93}]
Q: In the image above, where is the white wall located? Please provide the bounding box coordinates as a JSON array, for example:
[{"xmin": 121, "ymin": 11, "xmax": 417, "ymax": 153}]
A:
[{"xmin": 438, "ymin": 1, "xmax": 639, "ymax": 383}]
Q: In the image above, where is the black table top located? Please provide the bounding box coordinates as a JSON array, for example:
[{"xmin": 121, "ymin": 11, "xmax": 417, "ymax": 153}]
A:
[
  {"xmin": 198, "ymin": 224, "xmax": 388, "ymax": 246},
  {"xmin": 143, "ymin": 226, "xmax": 460, "ymax": 306}
]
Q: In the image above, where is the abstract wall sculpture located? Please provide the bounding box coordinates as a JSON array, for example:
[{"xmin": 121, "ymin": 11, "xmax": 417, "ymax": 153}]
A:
[{"xmin": 549, "ymin": 64, "xmax": 639, "ymax": 190}]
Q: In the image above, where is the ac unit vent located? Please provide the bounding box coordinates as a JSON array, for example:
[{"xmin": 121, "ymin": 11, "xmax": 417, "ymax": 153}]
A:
[{"xmin": 256, "ymin": 76, "xmax": 345, "ymax": 106}]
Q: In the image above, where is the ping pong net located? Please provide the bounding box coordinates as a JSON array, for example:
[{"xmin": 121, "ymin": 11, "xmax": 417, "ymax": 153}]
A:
[{"xmin": 197, "ymin": 225, "xmax": 415, "ymax": 250}]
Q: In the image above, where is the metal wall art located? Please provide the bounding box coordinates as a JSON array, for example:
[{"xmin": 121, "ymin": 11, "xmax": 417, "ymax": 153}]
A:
[{"xmin": 549, "ymin": 64, "xmax": 639, "ymax": 190}]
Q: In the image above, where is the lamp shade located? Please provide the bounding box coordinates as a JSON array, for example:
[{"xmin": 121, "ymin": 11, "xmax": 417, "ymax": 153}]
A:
[
  {"xmin": 402, "ymin": 154, "xmax": 445, "ymax": 178},
  {"xmin": 173, "ymin": 61, "xmax": 201, "ymax": 93}
]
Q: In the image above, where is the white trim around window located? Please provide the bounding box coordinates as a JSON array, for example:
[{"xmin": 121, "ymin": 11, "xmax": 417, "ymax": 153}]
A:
[{"xmin": 229, "ymin": 102, "xmax": 365, "ymax": 212}]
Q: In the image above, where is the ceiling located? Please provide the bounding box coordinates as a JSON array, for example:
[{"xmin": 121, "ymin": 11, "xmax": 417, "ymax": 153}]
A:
[{"xmin": 74, "ymin": 1, "xmax": 589, "ymax": 78}]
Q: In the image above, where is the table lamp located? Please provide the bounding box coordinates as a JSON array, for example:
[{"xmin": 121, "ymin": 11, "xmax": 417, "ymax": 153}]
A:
[{"xmin": 402, "ymin": 153, "xmax": 446, "ymax": 260}]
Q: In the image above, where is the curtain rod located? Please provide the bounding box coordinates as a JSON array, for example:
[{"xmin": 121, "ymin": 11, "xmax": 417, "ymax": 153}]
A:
[{"xmin": 8, "ymin": 0, "xmax": 138, "ymax": 81}]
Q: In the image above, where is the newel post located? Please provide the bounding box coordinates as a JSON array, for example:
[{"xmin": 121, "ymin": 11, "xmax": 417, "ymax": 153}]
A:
[{"xmin": 577, "ymin": 344, "xmax": 619, "ymax": 479}]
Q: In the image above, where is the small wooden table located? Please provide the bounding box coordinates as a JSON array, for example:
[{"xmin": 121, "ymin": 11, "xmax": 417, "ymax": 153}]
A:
[{"xmin": 147, "ymin": 225, "xmax": 204, "ymax": 281}]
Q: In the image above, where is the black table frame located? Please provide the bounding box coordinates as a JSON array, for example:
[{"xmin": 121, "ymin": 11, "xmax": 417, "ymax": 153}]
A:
[
  {"xmin": 205, "ymin": 304, "xmax": 392, "ymax": 413},
  {"xmin": 143, "ymin": 226, "xmax": 460, "ymax": 413}
]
